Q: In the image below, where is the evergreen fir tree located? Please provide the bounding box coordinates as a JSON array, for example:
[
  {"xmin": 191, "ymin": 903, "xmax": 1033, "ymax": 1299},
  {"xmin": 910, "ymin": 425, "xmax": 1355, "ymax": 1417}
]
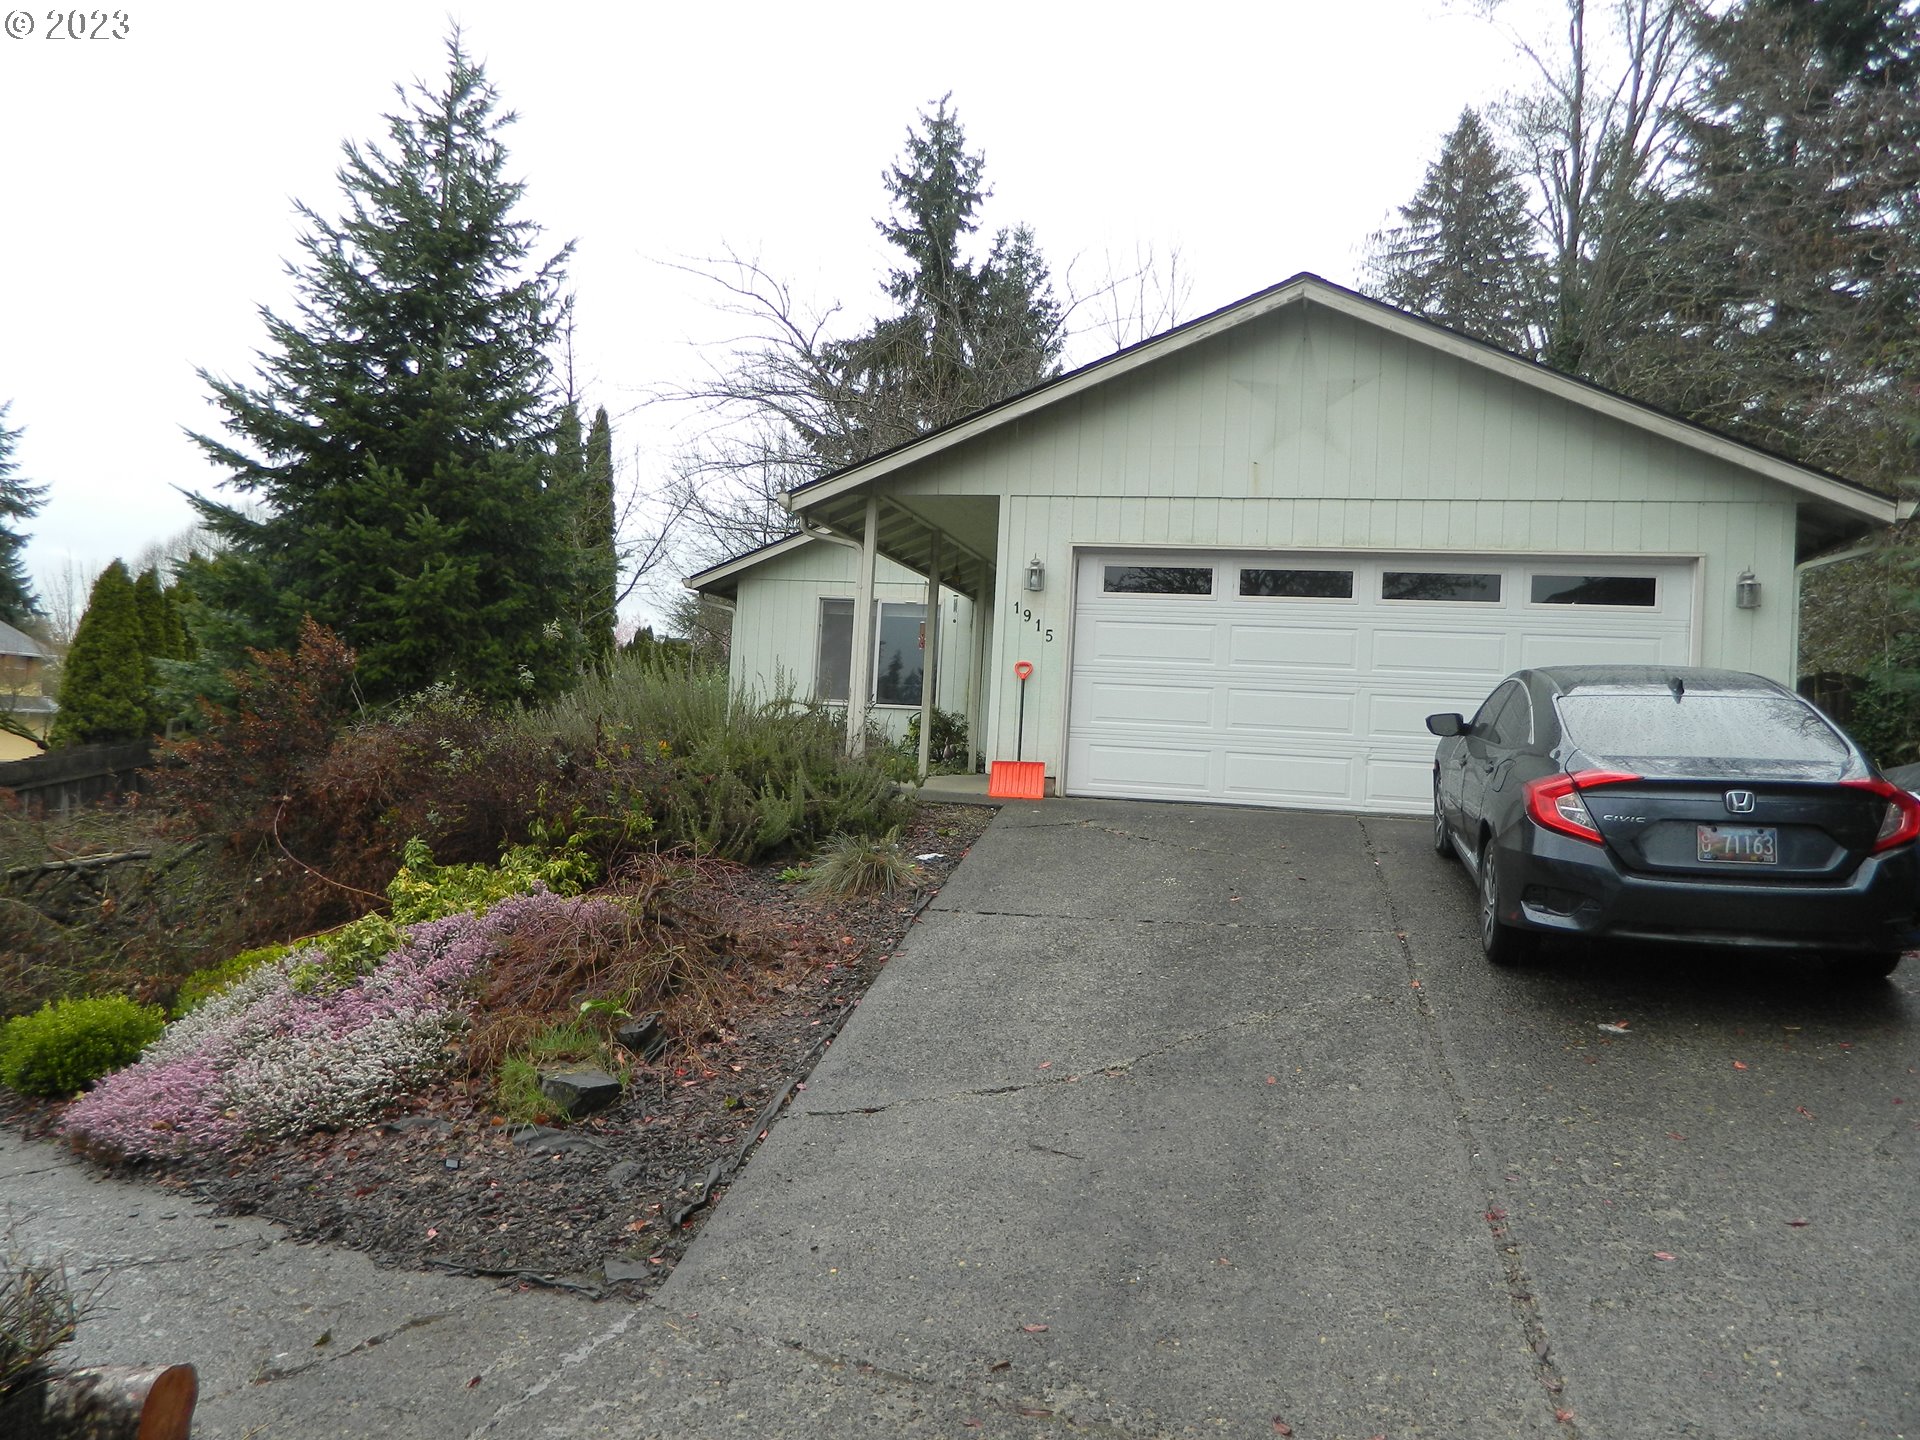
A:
[
  {"xmin": 188, "ymin": 32, "xmax": 578, "ymax": 705},
  {"xmin": 579, "ymin": 407, "xmax": 617, "ymax": 668},
  {"xmin": 1364, "ymin": 109, "xmax": 1546, "ymax": 354},
  {"xmin": 809, "ymin": 96, "xmax": 1064, "ymax": 466},
  {"xmin": 0, "ymin": 402, "xmax": 48, "ymax": 626},
  {"xmin": 48, "ymin": 561, "xmax": 149, "ymax": 747}
]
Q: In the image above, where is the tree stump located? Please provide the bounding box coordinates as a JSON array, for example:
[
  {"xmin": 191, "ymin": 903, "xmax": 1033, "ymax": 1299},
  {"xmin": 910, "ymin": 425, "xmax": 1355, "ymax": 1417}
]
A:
[{"xmin": 0, "ymin": 1363, "xmax": 197, "ymax": 1439}]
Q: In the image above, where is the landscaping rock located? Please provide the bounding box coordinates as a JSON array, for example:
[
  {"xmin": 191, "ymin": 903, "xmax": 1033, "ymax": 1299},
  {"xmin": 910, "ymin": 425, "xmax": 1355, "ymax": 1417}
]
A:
[
  {"xmin": 537, "ymin": 1068, "xmax": 621, "ymax": 1120},
  {"xmin": 506, "ymin": 1124, "xmax": 601, "ymax": 1155},
  {"xmin": 603, "ymin": 1257, "xmax": 654, "ymax": 1284},
  {"xmin": 605, "ymin": 1160, "xmax": 646, "ymax": 1185},
  {"xmin": 614, "ymin": 1013, "xmax": 668, "ymax": 1062}
]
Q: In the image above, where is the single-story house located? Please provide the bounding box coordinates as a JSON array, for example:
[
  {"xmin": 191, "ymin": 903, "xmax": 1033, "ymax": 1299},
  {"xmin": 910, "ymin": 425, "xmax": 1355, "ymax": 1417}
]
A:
[
  {"xmin": 0, "ymin": 619, "xmax": 57, "ymax": 761},
  {"xmin": 688, "ymin": 273, "xmax": 1901, "ymax": 813}
]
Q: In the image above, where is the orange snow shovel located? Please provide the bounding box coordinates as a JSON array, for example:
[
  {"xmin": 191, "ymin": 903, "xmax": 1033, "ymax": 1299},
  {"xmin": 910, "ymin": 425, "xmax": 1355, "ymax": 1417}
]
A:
[{"xmin": 988, "ymin": 660, "xmax": 1045, "ymax": 800}]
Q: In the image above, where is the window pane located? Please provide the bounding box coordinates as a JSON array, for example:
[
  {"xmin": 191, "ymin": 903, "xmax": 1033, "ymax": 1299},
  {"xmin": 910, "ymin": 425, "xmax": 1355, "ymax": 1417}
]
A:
[
  {"xmin": 1381, "ymin": 571, "xmax": 1502, "ymax": 602},
  {"xmin": 815, "ymin": 598, "xmax": 852, "ymax": 703},
  {"xmin": 1558, "ymin": 693, "xmax": 1849, "ymax": 765},
  {"xmin": 1239, "ymin": 568, "xmax": 1354, "ymax": 599},
  {"xmin": 1103, "ymin": 565, "xmax": 1213, "ymax": 596},
  {"xmin": 1530, "ymin": 575, "xmax": 1657, "ymax": 606},
  {"xmin": 874, "ymin": 602, "xmax": 926, "ymax": 706}
]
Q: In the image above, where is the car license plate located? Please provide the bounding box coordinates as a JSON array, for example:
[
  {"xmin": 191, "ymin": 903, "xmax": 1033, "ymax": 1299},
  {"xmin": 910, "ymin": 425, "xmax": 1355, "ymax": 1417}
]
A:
[{"xmin": 1697, "ymin": 825, "xmax": 1778, "ymax": 864}]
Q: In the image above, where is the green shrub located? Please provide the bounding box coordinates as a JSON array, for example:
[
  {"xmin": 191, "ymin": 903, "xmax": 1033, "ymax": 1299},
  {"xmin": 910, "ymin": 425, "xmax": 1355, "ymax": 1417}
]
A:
[
  {"xmin": 902, "ymin": 706, "xmax": 970, "ymax": 772},
  {"xmin": 519, "ymin": 655, "xmax": 910, "ymax": 862},
  {"xmin": 172, "ymin": 943, "xmax": 289, "ymax": 1018},
  {"xmin": 0, "ymin": 996, "xmax": 166, "ymax": 1097},
  {"xmin": 797, "ymin": 827, "xmax": 922, "ymax": 900}
]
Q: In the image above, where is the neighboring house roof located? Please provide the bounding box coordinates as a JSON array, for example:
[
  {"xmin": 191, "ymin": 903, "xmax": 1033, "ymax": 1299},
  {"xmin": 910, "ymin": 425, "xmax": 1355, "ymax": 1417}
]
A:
[
  {"xmin": 786, "ymin": 271, "xmax": 1897, "ymax": 552},
  {"xmin": 0, "ymin": 620, "xmax": 49, "ymax": 660},
  {"xmin": 0, "ymin": 694, "xmax": 57, "ymax": 717}
]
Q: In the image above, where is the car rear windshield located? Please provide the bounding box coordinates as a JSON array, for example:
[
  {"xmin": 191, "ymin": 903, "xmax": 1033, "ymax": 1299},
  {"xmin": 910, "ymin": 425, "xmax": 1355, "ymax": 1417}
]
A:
[{"xmin": 1556, "ymin": 692, "xmax": 1851, "ymax": 765}]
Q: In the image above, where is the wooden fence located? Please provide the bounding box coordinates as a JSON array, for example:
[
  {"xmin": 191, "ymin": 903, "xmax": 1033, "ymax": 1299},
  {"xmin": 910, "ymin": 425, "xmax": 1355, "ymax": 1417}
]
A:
[{"xmin": 0, "ymin": 741, "xmax": 154, "ymax": 817}]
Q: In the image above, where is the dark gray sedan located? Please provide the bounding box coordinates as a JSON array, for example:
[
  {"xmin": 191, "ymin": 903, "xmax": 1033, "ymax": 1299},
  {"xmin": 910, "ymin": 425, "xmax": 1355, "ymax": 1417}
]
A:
[{"xmin": 1427, "ymin": 665, "xmax": 1920, "ymax": 978}]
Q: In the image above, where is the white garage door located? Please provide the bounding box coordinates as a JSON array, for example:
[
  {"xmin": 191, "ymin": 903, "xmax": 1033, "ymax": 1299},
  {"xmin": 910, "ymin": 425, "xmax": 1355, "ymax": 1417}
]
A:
[{"xmin": 1065, "ymin": 551, "xmax": 1696, "ymax": 813}]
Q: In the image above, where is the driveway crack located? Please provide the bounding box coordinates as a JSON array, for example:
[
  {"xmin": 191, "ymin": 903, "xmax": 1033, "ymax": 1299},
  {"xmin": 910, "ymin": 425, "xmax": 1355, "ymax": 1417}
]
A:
[
  {"xmin": 802, "ymin": 1007, "xmax": 1334, "ymax": 1118},
  {"xmin": 251, "ymin": 1311, "xmax": 450, "ymax": 1385},
  {"xmin": 1356, "ymin": 815, "xmax": 1579, "ymax": 1435}
]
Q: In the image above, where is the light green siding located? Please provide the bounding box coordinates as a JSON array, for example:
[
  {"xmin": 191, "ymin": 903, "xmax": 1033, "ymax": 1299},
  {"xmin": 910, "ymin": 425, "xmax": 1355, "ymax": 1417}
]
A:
[{"xmin": 726, "ymin": 542, "xmax": 975, "ymax": 743}]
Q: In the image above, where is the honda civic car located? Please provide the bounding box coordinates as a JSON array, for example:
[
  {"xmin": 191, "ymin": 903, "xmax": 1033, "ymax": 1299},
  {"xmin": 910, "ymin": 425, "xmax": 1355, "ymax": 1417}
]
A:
[{"xmin": 1427, "ymin": 666, "xmax": 1920, "ymax": 977}]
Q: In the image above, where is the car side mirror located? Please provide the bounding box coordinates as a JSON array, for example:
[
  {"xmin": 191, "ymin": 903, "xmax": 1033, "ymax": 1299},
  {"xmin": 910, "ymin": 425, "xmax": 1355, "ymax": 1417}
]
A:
[{"xmin": 1426, "ymin": 713, "xmax": 1466, "ymax": 738}]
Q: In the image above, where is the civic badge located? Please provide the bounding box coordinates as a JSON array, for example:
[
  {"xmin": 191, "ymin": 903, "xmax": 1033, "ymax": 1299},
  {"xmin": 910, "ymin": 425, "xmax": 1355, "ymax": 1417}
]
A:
[{"xmin": 1725, "ymin": 790, "xmax": 1756, "ymax": 814}]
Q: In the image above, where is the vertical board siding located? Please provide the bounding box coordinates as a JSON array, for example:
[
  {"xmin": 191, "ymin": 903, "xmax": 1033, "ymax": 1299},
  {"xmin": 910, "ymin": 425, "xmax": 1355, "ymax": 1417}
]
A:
[{"xmin": 744, "ymin": 302, "xmax": 1818, "ymax": 778}]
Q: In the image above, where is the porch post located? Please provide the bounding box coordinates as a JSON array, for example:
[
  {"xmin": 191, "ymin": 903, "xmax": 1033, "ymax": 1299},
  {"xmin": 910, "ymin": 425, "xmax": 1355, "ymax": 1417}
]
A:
[
  {"xmin": 847, "ymin": 495, "xmax": 879, "ymax": 756},
  {"xmin": 917, "ymin": 531, "xmax": 943, "ymax": 781},
  {"xmin": 970, "ymin": 582, "xmax": 992, "ymax": 773}
]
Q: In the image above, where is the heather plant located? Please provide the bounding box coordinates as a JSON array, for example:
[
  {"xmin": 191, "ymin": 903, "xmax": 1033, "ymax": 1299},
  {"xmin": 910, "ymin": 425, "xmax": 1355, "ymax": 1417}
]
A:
[
  {"xmin": 0, "ymin": 996, "xmax": 166, "ymax": 1098},
  {"xmin": 62, "ymin": 892, "xmax": 580, "ymax": 1157},
  {"xmin": 171, "ymin": 943, "xmax": 290, "ymax": 1018}
]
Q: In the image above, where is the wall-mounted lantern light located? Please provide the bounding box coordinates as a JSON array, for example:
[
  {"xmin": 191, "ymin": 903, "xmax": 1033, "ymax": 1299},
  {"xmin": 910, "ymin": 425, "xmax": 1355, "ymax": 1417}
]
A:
[
  {"xmin": 1025, "ymin": 555, "xmax": 1045, "ymax": 592},
  {"xmin": 1735, "ymin": 569, "xmax": 1762, "ymax": 610}
]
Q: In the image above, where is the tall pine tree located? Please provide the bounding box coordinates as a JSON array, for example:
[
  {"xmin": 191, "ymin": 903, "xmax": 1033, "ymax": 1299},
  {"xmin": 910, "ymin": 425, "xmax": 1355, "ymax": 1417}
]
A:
[
  {"xmin": 809, "ymin": 96, "xmax": 1064, "ymax": 467},
  {"xmin": 1364, "ymin": 108, "xmax": 1546, "ymax": 353},
  {"xmin": 0, "ymin": 402, "xmax": 48, "ymax": 626},
  {"xmin": 189, "ymin": 32, "xmax": 578, "ymax": 705},
  {"xmin": 578, "ymin": 407, "xmax": 617, "ymax": 668}
]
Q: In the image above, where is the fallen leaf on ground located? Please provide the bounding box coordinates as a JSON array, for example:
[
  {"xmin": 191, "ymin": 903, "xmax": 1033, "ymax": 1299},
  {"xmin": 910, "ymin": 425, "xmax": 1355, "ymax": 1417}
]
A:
[
  {"xmin": 466, "ymin": 1375, "xmax": 481, "ymax": 1388},
  {"xmin": 1271, "ymin": 1422, "xmax": 1294, "ymax": 1436},
  {"xmin": 1796, "ymin": 1106, "xmax": 1815, "ymax": 1119},
  {"xmin": 989, "ymin": 1360, "xmax": 1011, "ymax": 1372},
  {"xmin": 1485, "ymin": 1209, "xmax": 1508, "ymax": 1222},
  {"xmin": 1732, "ymin": 1061, "xmax": 1749, "ymax": 1071},
  {"xmin": 1555, "ymin": 1409, "xmax": 1575, "ymax": 1424},
  {"xmin": 1037, "ymin": 1061, "xmax": 1052, "ymax": 1070},
  {"xmin": 1599, "ymin": 1023, "xmax": 1629, "ymax": 1035},
  {"xmin": 1786, "ymin": 1218, "xmax": 1810, "ymax": 1227},
  {"xmin": 1653, "ymin": 1251, "xmax": 1676, "ymax": 1261},
  {"xmin": 1015, "ymin": 1407, "xmax": 1053, "ymax": 1419},
  {"xmin": 1020, "ymin": 1324, "xmax": 1049, "ymax": 1333}
]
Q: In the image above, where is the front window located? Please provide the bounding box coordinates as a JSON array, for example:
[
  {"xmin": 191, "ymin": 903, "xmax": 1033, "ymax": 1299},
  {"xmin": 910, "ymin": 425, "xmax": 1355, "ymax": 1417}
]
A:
[{"xmin": 815, "ymin": 598, "xmax": 926, "ymax": 706}]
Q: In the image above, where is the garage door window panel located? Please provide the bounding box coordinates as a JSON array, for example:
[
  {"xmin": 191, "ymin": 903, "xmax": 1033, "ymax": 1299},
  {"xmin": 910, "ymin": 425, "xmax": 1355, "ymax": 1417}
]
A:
[
  {"xmin": 1382, "ymin": 571, "xmax": 1502, "ymax": 602},
  {"xmin": 1103, "ymin": 565, "xmax": 1213, "ymax": 596},
  {"xmin": 1531, "ymin": 575, "xmax": 1658, "ymax": 607},
  {"xmin": 1239, "ymin": 568, "xmax": 1355, "ymax": 599}
]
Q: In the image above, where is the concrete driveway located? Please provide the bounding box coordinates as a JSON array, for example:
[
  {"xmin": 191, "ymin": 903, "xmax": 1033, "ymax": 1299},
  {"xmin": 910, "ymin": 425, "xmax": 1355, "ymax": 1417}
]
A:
[{"xmin": 5, "ymin": 799, "xmax": 1916, "ymax": 1437}]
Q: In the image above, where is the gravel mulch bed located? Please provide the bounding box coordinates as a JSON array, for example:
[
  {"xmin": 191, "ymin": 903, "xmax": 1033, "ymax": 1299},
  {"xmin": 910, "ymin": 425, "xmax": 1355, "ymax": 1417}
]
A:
[{"xmin": 2, "ymin": 803, "xmax": 995, "ymax": 1299}]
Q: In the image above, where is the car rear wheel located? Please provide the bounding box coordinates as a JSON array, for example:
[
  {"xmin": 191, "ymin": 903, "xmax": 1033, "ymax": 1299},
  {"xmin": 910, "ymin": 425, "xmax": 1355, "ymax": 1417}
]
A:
[
  {"xmin": 1432, "ymin": 780, "xmax": 1453, "ymax": 859},
  {"xmin": 1478, "ymin": 848, "xmax": 1537, "ymax": 967},
  {"xmin": 1832, "ymin": 950, "xmax": 1903, "ymax": 984}
]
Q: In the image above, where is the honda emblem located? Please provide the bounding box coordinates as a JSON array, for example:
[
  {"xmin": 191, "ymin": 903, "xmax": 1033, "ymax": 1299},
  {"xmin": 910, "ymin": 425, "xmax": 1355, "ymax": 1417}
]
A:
[{"xmin": 1725, "ymin": 790, "xmax": 1756, "ymax": 814}]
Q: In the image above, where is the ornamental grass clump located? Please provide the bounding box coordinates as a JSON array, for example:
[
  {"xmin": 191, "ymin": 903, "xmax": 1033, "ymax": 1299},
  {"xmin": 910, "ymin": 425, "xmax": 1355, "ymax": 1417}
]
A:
[
  {"xmin": 796, "ymin": 827, "xmax": 921, "ymax": 900},
  {"xmin": 61, "ymin": 892, "xmax": 578, "ymax": 1158},
  {"xmin": 0, "ymin": 1243, "xmax": 80, "ymax": 1398},
  {"xmin": 0, "ymin": 996, "xmax": 166, "ymax": 1098}
]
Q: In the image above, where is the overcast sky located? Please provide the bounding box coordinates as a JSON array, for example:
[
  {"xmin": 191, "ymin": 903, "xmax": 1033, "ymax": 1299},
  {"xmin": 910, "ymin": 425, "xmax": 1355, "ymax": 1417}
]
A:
[{"xmin": 1, "ymin": 0, "xmax": 1538, "ymax": 625}]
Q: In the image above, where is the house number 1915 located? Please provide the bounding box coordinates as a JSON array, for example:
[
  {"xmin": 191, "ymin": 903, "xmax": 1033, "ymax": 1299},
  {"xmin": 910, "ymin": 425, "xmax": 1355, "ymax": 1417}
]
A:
[{"xmin": 1014, "ymin": 605, "xmax": 1054, "ymax": 643}]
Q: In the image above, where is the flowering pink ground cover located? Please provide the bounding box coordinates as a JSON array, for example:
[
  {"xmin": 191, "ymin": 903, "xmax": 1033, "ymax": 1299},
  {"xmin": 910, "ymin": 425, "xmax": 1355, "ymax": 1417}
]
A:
[{"xmin": 62, "ymin": 890, "xmax": 602, "ymax": 1158}]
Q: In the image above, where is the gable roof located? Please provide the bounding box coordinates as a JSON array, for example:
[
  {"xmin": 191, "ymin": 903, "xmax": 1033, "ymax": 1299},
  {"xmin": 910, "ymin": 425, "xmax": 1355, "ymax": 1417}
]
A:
[
  {"xmin": 0, "ymin": 620, "xmax": 48, "ymax": 660},
  {"xmin": 786, "ymin": 272, "xmax": 1897, "ymax": 549},
  {"xmin": 682, "ymin": 533, "xmax": 818, "ymax": 601}
]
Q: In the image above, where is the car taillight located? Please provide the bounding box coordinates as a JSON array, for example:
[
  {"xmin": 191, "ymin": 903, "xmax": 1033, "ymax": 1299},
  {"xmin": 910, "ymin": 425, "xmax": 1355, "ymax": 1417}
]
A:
[
  {"xmin": 1523, "ymin": 770, "xmax": 1642, "ymax": 844},
  {"xmin": 1842, "ymin": 777, "xmax": 1920, "ymax": 853}
]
